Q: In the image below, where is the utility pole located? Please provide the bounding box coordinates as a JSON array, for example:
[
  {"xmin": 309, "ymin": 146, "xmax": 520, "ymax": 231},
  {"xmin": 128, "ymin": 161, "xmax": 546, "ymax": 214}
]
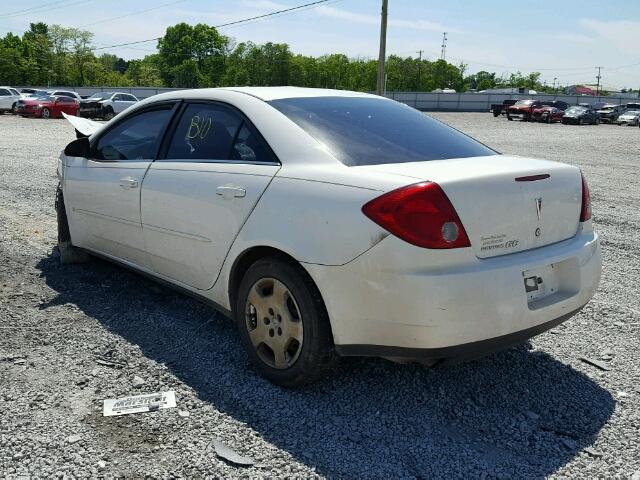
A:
[
  {"xmin": 416, "ymin": 49, "xmax": 423, "ymax": 89},
  {"xmin": 376, "ymin": 0, "xmax": 388, "ymax": 96},
  {"xmin": 440, "ymin": 32, "xmax": 447, "ymax": 60},
  {"xmin": 552, "ymin": 77, "xmax": 557, "ymax": 92},
  {"xmin": 595, "ymin": 66, "xmax": 602, "ymax": 96}
]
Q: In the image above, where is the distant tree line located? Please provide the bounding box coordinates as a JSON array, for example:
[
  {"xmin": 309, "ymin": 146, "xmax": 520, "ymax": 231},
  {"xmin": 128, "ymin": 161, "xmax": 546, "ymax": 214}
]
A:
[{"xmin": 3, "ymin": 22, "xmax": 628, "ymax": 94}]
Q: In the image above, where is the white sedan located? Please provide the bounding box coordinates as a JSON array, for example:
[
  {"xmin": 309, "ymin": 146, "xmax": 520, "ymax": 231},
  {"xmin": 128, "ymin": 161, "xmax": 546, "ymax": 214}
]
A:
[{"xmin": 57, "ymin": 87, "xmax": 601, "ymax": 386}]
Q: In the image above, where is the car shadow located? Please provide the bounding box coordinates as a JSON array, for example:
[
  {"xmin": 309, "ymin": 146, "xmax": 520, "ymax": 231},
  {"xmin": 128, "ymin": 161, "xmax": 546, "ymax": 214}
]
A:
[{"xmin": 36, "ymin": 251, "xmax": 614, "ymax": 478}]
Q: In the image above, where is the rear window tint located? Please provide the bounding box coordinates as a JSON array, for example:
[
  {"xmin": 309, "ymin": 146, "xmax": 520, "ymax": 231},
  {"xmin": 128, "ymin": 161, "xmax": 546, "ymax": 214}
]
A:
[{"xmin": 269, "ymin": 97, "xmax": 495, "ymax": 166}]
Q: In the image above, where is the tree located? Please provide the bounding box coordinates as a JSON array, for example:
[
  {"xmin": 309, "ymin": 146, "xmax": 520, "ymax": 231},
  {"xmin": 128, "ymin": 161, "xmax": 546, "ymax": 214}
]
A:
[{"xmin": 157, "ymin": 23, "xmax": 230, "ymax": 87}]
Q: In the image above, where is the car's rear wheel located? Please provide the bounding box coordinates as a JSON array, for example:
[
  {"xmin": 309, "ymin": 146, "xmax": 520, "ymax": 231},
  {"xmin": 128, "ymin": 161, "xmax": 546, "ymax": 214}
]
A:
[
  {"xmin": 42, "ymin": 107, "xmax": 51, "ymax": 119},
  {"xmin": 56, "ymin": 186, "xmax": 89, "ymax": 264},
  {"xmin": 11, "ymin": 102, "xmax": 17, "ymax": 114},
  {"xmin": 235, "ymin": 257, "xmax": 337, "ymax": 387}
]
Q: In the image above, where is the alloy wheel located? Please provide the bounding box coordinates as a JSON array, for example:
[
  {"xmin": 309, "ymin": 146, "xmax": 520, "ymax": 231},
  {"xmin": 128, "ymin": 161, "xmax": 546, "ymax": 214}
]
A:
[
  {"xmin": 42, "ymin": 108, "xmax": 50, "ymax": 119},
  {"xmin": 245, "ymin": 277, "xmax": 304, "ymax": 369}
]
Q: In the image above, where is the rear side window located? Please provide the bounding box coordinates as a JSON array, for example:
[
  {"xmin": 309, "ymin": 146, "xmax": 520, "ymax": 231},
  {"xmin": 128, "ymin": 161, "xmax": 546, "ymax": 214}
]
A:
[
  {"xmin": 269, "ymin": 97, "xmax": 495, "ymax": 166},
  {"xmin": 93, "ymin": 107, "xmax": 173, "ymax": 161},
  {"xmin": 0, "ymin": 89, "xmax": 10, "ymax": 96}
]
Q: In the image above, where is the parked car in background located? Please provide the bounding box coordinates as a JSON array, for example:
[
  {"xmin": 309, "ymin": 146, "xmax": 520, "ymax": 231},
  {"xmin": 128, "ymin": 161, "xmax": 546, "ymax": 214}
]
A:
[
  {"xmin": 18, "ymin": 95, "xmax": 80, "ymax": 119},
  {"xmin": 597, "ymin": 104, "xmax": 626, "ymax": 124},
  {"xmin": 506, "ymin": 99, "xmax": 545, "ymax": 121},
  {"xmin": 625, "ymin": 102, "xmax": 640, "ymax": 111},
  {"xmin": 79, "ymin": 92, "xmax": 139, "ymax": 120},
  {"xmin": 531, "ymin": 101, "xmax": 569, "ymax": 123},
  {"xmin": 489, "ymin": 99, "xmax": 517, "ymax": 117},
  {"xmin": 561, "ymin": 106, "xmax": 600, "ymax": 125},
  {"xmin": 0, "ymin": 86, "xmax": 23, "ymax": 114},
  {"xmin": 615, "ymin": 110, "xmax": 640, "ymax": 126},
  {"xmin": 20, "ymin": 88, "xmax": 48, "ymax": 96},
  {"xmin": 57, "ymin": 87, "xmax": 601, "ymax": 386},
  {"xmin": 49, "ymin": 90, "xmax": 82, "ymax": 101}
]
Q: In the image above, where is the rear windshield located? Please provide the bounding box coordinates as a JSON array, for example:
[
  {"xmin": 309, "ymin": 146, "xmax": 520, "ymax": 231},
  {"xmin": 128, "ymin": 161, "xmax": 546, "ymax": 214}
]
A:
[{"xmin": 269, "ymin": 97, "xmax": 496, "ymax": 166}]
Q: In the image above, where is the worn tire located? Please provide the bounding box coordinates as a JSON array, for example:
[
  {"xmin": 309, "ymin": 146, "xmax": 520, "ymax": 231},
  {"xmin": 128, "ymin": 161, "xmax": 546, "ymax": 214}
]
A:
[
  {"xmin": 234, "ymin": 257, "xmax": 337, "ymax": 387},
  {"xmin": 103, "ymin": 108, "xmax": 115, "ymax": 121},
  {"xmin": 56, "ymin": 186, "xmax": 89, "ymax": 264}
]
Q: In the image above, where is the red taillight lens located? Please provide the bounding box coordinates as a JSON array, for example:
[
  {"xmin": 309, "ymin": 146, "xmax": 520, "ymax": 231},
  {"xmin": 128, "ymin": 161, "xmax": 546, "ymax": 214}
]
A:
[
  {"xmin": 362, "ymin": 182, "xmax": 471, "ymax": 249},
  {"xmin": 580, "ymin": 172, "xmax": 591, "ymax": 222}
]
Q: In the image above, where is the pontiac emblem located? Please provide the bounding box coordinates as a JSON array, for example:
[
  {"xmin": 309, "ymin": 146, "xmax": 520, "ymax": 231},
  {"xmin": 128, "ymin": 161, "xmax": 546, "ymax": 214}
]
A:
[{"xmin": 535, "ymin": 197, "xmax": 542, "ymax": 221}]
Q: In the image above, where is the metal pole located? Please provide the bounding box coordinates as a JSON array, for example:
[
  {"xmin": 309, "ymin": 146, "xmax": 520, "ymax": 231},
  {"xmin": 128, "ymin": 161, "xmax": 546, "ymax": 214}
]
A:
[
  {"xmin": 595, "ymin": 66, "xmax": 602, "ymax": 97},
  {"xmin": 416, "ymin": 49, "xmax": 423, "ymax": 90},
  {"xmin": 376, "ymin": 0, "xmax": 388, "ymax": 96}
]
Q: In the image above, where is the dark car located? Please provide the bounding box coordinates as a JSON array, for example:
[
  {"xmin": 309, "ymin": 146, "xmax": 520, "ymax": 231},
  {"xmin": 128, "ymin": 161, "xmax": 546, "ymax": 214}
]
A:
[
  {"xmin": 596, "ymin": 104, "xmax": 626, "ymax": 124},
  {"xmin": 506, "ymin": 99, "xmax": 546, "ymax": 121},
  {"xmin": 489, "ymin": 99, "xmax": 517, "ymax": 117},
  {"xmin": 561, "ymin": 106, "xmax": 600, "ymax": 125}
]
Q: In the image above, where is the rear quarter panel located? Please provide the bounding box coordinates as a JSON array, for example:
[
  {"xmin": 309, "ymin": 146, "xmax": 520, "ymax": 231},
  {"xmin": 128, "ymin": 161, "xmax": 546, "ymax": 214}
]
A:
[{"xmin": 210, "ymin": 176, "xmax": 392, "ymax": 309}]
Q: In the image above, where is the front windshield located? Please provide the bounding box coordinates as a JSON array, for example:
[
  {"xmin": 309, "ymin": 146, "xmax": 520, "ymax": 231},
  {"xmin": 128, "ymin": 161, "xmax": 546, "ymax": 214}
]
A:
[
  {"xmin": 624, "ymin": 111, "xmax": 640, "ymax": 116},
  {"xmin": 514, "ymin": 100, "xmax": 534, "ymax": 106},
  {"xmin": 89, "ymin": 93, "xmax": 112, "ymax": 100},
  {"xmin": 566, "ymin": 107, "xmax": 586, "ymax": 114}
]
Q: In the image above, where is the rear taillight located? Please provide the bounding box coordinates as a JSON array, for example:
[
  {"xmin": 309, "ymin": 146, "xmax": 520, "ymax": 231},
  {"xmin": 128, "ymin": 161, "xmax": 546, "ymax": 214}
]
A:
[
  {"xmin": 580, "ymin": 172, "xmax": 591, "ymax": 222},
  {"xmin": 362, "ymin": 182, "xmax": 471, "ymax": 249}
]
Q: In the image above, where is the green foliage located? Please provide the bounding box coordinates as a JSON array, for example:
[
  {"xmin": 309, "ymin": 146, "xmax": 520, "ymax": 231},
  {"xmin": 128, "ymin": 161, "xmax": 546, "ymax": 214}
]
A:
[{"xmin": 0, "ymin": 21, "xmax": 548, "ymax": 93}]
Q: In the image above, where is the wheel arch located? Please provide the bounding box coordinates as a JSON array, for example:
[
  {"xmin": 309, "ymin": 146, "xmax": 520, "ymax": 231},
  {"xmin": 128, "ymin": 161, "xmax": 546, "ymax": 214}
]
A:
[{"xmin": 227, "ymin": 245, "xmax": 335, "ymax": 342}]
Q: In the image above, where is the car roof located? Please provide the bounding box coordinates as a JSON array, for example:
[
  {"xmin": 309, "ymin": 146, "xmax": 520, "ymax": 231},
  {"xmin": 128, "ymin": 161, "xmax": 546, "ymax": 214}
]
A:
[{"xmin": 153, "ymin": 86, "xmax": 377, "ymax": 102}]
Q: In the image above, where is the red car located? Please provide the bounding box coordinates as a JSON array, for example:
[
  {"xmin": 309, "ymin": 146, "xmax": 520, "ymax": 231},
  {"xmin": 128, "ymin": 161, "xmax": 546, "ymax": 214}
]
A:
[
  {"xmin": 18, "ymin": 95, "xmax": 80, "ymax": 119},
  {"xmin": 531, "ymin": 101, "xmax": 569, "ymax": 123},
  {"xmin": 506, "ymin": 99, "xmax": 546, "ymax": 121}
]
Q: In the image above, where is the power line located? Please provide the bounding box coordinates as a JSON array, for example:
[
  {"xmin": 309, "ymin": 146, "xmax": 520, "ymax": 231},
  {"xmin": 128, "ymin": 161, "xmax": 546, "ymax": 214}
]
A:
[
  {"xmin": 0, "ymin": 0, "xmax": 70, "ymax": 18},
  {"xmin": 93, "ymin": 0, "xmax": 335, "ymax": 51},
  {"xmin": 77, "ymin": 0, "xmax": 187, "ymax": 28},
  {"xmin": 0, "ymin": 0, "xmax": 94, "ymax": 19}
]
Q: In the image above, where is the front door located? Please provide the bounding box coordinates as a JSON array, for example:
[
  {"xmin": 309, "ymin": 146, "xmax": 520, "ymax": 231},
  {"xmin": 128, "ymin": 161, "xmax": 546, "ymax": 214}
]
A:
[
  {"xmin": 63, "ymin": 105, "xmax": 176, "ymax": 267},
  {"xmin": 140, "ymin": 102, "xmax": 280, "ymax": 290}
]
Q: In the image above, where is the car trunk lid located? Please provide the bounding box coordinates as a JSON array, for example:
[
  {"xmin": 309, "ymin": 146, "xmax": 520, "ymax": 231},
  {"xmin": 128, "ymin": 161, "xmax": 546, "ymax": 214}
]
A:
[{"xmin": 354, "ymin": 155, "xmax": 583, "ymax": 258}]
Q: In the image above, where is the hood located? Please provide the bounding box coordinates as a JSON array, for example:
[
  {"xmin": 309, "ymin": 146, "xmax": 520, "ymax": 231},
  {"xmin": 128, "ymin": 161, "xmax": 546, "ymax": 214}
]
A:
[
  {"xmin": 22, "ymin": 98, "xmax": 51, "ymax": 105},
  {"xmin": 62, "ymin": 112, "xmax": 104, "ymax": 136}
]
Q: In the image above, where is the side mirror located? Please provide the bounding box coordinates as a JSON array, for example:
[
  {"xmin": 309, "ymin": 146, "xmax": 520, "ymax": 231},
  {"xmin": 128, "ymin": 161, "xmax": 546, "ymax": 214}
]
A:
[{"xmin": 64, "ymin": 137, "xmax": 91, "ymax": 158}]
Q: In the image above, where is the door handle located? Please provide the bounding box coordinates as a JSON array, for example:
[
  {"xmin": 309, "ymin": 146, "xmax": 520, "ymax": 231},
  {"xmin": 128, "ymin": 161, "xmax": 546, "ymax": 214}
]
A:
[
  {"xmin": 119, "ymin": 177, "xmax": 138, "ymax": 189},
  {"xmin": 216, "ymin": 185, "xmax": 246, "ymax": 199}
]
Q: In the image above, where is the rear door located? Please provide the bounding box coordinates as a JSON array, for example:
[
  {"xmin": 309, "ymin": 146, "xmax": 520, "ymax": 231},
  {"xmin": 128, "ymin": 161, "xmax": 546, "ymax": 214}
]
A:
[
  {"xmin": 140, "ymin": 101, "xmax": 280, "ymax": 290},
  {"xmin": 63, "ymin": 104, "xmax": 176, "ymax": 267}
]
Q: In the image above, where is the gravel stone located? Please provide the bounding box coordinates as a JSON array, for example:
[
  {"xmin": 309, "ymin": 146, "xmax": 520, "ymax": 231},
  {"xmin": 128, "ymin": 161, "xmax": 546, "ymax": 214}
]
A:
[
  {"xmin": 1, "ymin": 113, "xmax": 639, "ymax": 478},
  {"xmin": 132, "ymin": 375, "xmax": 146, "ymax": 389}
]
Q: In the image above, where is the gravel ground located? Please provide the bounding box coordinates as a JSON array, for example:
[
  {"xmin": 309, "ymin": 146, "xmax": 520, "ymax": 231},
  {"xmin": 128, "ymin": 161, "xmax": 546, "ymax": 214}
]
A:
[{"xmin": 1, "ymin": 112, "xmax": 639, "ymax": 479}]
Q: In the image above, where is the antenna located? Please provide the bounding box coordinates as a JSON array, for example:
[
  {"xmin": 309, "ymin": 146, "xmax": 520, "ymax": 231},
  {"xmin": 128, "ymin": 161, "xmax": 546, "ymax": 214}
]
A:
[{"xmin": 440, "ymin": 32, "xmax": 447, "ymax": 61}]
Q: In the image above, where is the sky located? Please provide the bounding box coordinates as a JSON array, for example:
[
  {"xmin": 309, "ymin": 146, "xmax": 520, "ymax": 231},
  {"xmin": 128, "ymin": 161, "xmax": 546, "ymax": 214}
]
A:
[{"xmin": 1, "ymin": 0, "xmax": 639, "ymax": 90}]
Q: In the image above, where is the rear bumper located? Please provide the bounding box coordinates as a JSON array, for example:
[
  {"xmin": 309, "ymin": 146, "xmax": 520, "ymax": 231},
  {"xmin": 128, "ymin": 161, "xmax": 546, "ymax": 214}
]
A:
[
  {"xmin": 305, "ymin": 224, "xmax": 601, "ymax": 355},
  {"xmin": 335, "ymin": 307, "xmax": 581, "ymax": 362}
]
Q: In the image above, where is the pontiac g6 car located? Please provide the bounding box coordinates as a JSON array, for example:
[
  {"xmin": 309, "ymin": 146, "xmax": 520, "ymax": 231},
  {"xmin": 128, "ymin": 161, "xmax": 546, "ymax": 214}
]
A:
[{"xmin": 56, "ymin": 87, "xmax": 601, "ymax": 386}]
